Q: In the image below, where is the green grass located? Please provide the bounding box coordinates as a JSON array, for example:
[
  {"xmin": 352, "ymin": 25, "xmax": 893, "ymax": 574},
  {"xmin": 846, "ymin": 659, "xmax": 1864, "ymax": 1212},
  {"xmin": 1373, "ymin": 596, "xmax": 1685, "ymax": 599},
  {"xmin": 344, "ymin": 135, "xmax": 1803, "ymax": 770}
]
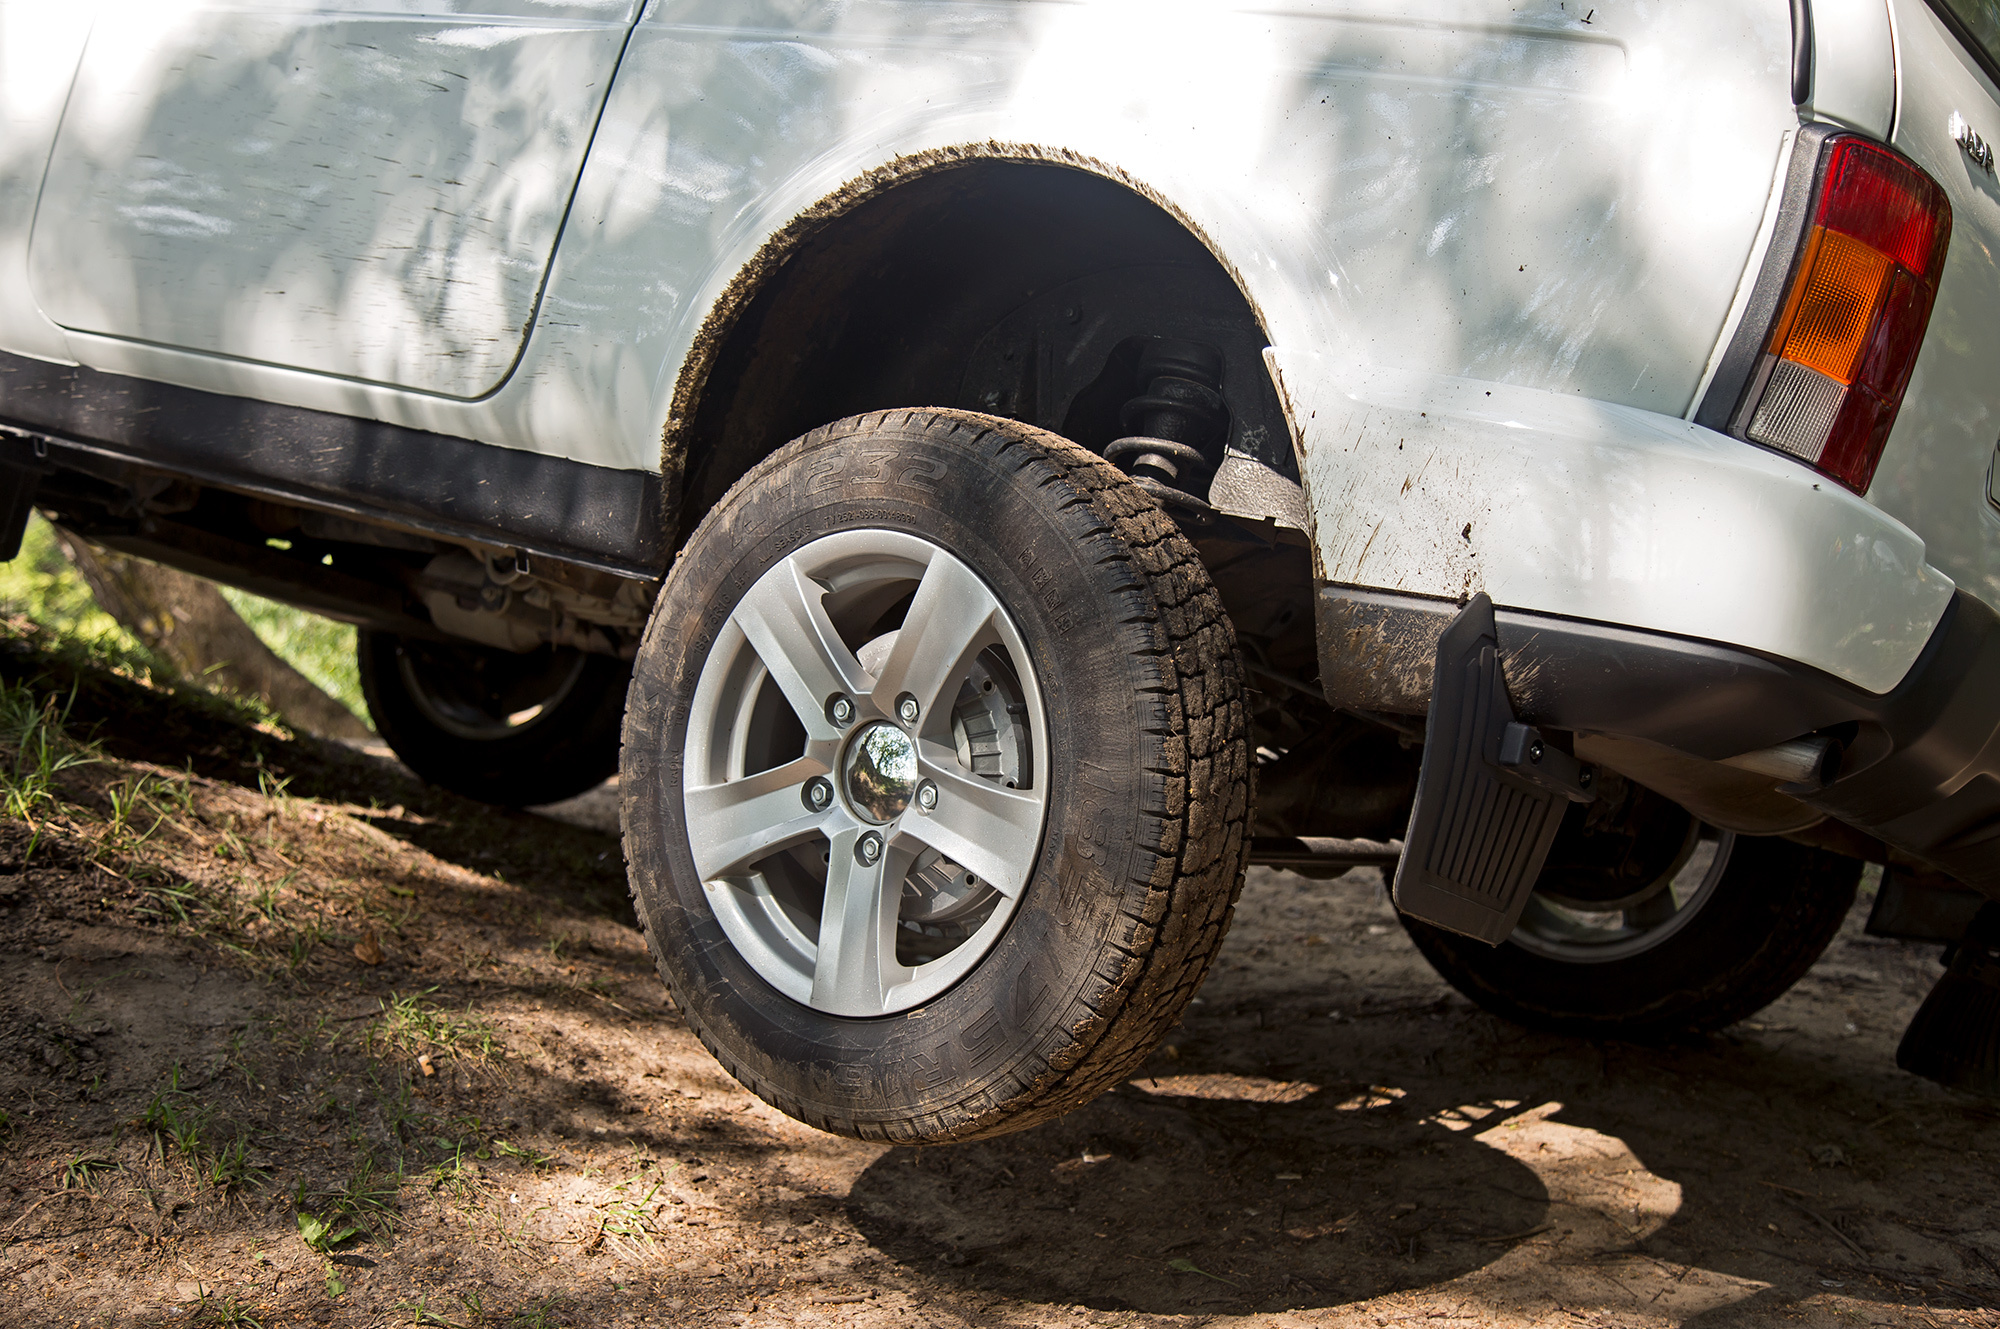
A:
[
  {"xmin": 142, "ymin": 1070, "xmax": 270, "ymax": 1192},
  {"xmin": 0, "ymin": 514, "xmax": 129, "ymax": 648},
  {"xmin": 0, "ymin": 675, "xmax": 97, "ymax": 858},
  {"xmin": 60, "ymin": 1152, "xmax": 120, "ymax": 1190},
  {"xmin": 191, "ymin": 1288, "xmax": 265, "ymax": 1328},
  {"xmin": 321, "ymin": 1155, "xmax": 402, "ymax": 1232},
  {"xmin": 295, "ymin": 1210, "xmax": 363, "ymax": 1255},
  {"xmin": 594, "ymin": 1179, "xmax": 662, "ymax": 1253},
  {"xmin": 216, "ymin": 583, "xmax": 366, "ymax": 723},
  {"xmin": 0, "ymin": 514, "xmax": 369, "ymax": 726},
  {"xmin": 371, "ymin": 989, "xmax": 503, "ymax": 1066}
]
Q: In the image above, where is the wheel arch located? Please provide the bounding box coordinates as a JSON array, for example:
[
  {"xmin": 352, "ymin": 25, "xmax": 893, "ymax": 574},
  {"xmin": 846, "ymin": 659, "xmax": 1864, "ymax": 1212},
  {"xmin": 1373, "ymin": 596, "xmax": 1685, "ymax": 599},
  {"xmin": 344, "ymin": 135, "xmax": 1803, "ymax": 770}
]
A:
[{"xmin": 658, "ymin": 144, "xmax": 1301, "ymax": 551}]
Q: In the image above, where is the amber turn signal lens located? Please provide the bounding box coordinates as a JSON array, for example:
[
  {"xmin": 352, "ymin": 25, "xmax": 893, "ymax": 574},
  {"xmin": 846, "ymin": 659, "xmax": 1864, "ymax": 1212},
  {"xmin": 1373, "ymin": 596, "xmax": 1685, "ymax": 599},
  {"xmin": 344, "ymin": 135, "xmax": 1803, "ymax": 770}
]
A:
[{"xmin": 1766, "ymin": 227, "xmax": 1892, "ymax": 386}]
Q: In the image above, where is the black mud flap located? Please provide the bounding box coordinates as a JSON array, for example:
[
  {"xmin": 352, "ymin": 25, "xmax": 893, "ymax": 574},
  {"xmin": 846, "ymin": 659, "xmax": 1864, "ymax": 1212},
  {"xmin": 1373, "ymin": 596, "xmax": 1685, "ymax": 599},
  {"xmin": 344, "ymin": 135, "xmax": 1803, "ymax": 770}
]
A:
[
  {"xmin": 1897, "ymin": 902, "xmax": 2000, "ymax": 1097},
  {"xmin": 1393, "ymin": 593, "xmax": 1596, "ymax": 945}
]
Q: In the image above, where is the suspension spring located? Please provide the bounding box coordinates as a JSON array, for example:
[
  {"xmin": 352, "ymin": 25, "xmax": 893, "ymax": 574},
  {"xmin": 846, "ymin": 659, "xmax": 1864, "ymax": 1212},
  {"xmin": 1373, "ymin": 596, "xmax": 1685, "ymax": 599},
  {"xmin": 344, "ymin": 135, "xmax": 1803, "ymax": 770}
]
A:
[{"xmin": 1104, "ymin": 340, "xmax": 1228, "ymax": 517}]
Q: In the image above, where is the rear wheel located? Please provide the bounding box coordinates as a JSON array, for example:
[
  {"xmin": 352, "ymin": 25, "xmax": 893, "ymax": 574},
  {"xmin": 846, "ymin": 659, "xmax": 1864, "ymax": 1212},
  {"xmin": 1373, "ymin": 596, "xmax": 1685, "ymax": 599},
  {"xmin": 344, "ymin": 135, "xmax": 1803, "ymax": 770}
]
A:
[
  {"xmin": 359, "ymin": 632, "xmax": 629, "ymax": 807},
  {"xmin": 621, "ymin": 409, "xmax": 1250, "ymax": 1143},
  {"xmin": 1400, "ymin": 781, "xmax": 1862, "ymax": 1035}
]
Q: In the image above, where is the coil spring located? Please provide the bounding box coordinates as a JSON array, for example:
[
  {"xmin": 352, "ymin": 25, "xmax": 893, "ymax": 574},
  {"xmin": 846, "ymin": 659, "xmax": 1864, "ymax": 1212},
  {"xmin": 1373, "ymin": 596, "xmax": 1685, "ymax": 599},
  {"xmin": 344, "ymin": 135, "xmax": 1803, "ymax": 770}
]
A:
[{"xmin": 1105, "ymin": 340, "xmax": 1227, "ymax": 510}]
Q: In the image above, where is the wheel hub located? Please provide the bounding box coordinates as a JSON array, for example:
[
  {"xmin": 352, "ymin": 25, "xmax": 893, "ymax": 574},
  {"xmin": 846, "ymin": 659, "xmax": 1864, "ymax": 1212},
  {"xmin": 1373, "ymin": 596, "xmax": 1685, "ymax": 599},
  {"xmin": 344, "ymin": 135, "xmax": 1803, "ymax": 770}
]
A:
[{"xmin": 842, "ymin": 721, "xmax": 918, "ymax": 824}]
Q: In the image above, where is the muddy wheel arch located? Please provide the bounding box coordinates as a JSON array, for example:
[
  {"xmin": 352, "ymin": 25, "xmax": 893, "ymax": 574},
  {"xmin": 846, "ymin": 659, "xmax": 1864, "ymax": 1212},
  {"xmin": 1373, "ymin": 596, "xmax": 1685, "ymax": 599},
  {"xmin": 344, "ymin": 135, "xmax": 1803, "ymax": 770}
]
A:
[{"xmin": 656, "ymin": 148, "xmax": 1301, "ymax": 553}]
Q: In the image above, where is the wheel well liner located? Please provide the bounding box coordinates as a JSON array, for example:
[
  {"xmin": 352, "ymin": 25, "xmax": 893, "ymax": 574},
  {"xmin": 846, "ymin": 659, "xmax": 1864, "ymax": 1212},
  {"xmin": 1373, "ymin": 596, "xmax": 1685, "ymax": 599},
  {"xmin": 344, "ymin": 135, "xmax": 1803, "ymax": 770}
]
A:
[{"xmin": 661, "ymin": 147, "xmax": 1294, "ymax": 548}]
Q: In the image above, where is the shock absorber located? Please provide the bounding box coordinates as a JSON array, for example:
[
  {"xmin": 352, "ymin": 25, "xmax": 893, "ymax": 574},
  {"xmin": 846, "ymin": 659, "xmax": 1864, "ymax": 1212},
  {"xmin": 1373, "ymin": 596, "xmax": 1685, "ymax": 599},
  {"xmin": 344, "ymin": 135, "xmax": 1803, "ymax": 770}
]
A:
[{"xmin": 1104, "ymin": 339, "xmax": 1228, "ymax": 518}]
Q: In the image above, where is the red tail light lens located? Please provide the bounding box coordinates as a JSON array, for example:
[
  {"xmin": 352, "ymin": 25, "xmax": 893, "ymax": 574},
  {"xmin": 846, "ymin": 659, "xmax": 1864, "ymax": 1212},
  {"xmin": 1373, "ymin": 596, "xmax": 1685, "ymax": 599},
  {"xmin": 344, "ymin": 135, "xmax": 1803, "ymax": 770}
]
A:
[{"xmin": 1741, "ymin": 137, "xmax": 1952, "ymax": 494}]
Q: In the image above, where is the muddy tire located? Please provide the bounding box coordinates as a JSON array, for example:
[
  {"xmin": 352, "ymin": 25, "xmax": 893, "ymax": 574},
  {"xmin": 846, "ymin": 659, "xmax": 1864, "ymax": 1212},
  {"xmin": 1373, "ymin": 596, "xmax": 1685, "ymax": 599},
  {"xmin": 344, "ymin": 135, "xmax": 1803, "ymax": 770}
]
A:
[
  {"xmin": 1400, "ymin": 833, "xmax": 1862, "ymax": 1036},
  {"xmin": 621, "ymin": 409, "xmax": 1250, "ymax": 1143},
  {"xmin": 359, "ymin": 632, "xmax": 629, "ymax": 807}
]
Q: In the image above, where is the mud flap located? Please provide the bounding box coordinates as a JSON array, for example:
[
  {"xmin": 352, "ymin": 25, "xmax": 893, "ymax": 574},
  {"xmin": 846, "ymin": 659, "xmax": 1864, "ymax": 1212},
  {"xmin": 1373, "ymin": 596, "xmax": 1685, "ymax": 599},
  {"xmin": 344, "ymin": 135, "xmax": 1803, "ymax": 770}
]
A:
[
  {"xmin": 1393, "ymin": 593, "xmax": 1596, "ymax": 945},
  {"xmin": 0, "ymin": 454, "xmax": 39, "ymax": 563},
  {"xmin": 1897, "ymin": 902, "xmax": 2000, "ymax": 1097}
]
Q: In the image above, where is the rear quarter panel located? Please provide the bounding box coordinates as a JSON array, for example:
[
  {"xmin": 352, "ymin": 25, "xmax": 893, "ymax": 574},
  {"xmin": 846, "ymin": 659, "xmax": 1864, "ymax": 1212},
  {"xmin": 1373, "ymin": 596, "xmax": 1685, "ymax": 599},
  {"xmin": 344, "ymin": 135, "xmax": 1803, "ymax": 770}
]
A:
[
  {"xmin": 8, "ymin": 1, "xmax": 1793, "ymax": 476},
  {"xmin": 1877, "ymin": 0, "xmax": 2000, "ymax": 616},
  {"xmin": 533, "ymin": 0, "xmax": 1796, "ymax": 468}
]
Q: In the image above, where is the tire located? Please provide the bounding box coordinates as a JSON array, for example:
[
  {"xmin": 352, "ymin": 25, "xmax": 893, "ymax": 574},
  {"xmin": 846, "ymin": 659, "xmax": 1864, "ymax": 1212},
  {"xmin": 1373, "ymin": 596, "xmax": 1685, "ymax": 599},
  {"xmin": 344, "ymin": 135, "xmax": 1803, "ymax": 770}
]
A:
[
  {"xmin": 1401, "ymin": 830, "xmax": 1863, "ymax": 1037},
  {"xmin": 358, "ymin": 631, "xmax": 630, "ymax": 807},
  {"xmin": 621, "ymin": 409, "xmax": 1250, "ymax": 1143}
]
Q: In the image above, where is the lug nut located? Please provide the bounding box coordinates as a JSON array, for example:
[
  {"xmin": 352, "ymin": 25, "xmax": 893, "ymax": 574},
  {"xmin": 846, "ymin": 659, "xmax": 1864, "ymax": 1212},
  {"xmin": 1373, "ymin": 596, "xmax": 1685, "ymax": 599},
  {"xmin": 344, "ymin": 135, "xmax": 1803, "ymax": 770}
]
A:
[
  {"xmin": 897, "ymin": 694, "xmax": 920, "ymax": 725},
  {"xmin": 802, "ymin": 777, "xmax": 834, "ymax": 812},
  {"xmin": 916, "ymin": 780, "xmax": 939, "ymax": 813},
  {"xmin": 828, "ymin": 694, "xmax": 855, "ymax": 727},
  {"xmin": 856, "ymin": 832, "xmax": 884, "ymax": 866}
]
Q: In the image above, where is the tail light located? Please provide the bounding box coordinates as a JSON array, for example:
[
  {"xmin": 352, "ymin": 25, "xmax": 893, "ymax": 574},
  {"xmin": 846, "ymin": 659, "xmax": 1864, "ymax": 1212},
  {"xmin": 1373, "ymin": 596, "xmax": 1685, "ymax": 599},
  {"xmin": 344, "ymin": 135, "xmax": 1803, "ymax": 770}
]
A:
[{"xmin": 1735, "ymin": 136, "xmax": 1952, "ymax": 494}]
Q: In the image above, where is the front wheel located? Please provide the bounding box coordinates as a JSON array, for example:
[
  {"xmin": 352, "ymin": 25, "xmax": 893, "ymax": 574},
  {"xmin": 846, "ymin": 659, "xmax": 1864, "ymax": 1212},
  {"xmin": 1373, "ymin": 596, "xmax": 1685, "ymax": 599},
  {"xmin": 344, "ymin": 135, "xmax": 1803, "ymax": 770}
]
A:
[
  {"xmin": 621, "ymin": 410, "xmax": 1250, "ymax": 1143},
  {"xmin": 1401, "ymin": 790, "xmax": 1862, "ymax": 1036}
]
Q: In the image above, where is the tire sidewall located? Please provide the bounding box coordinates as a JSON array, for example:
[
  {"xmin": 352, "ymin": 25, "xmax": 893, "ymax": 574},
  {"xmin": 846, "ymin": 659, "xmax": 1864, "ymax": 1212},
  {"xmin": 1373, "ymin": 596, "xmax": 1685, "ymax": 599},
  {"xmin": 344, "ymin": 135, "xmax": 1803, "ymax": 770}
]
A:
[{"xmin": 624, "ymin": 414, "xmax": 1180, "ymax": 1135}]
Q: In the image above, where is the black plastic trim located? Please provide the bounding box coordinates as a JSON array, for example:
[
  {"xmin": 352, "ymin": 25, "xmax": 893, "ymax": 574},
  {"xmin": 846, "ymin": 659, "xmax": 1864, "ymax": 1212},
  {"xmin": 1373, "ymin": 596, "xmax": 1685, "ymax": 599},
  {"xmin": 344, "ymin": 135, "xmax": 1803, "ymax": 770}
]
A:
[
  {"xmin": 1246, "ymin": 836, "xmax": 1402, "ymax": 868},
  {"xmin": 0, "ymin": 351, "xmax": 666, "ymax": 578},
  {"xmin": 1792, "ymin": 0, "xmax": 1815, "ymax": 106},
  {"xmin": 1693, "ymin": 123, "xmax": 1840, "ymax": 434},
  {"xmin": 1316, "ymin": 584, "xmax": 2000, "ymax": 891},
  {"xmin": 0, "ymin": 460, "xmax": 39, "ymax": 563},
  {"xmin": 1318, "ymin": 584, "xmax": 1887, "ymax": 757}
]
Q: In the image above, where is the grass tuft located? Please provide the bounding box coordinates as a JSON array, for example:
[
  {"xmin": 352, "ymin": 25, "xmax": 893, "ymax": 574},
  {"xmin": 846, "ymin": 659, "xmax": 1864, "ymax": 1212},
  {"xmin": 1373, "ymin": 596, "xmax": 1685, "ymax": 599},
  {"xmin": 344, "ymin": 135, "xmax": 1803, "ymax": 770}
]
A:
[
  {"xmin": 372, "ymin": 989, "xmax": 503, "ymax": 1066},
  {"xmin": 0, "ymin": 679, "xmax": 96, "ymax": 857},
  {"xmin": 59, "ymin": 1152, "xmax": 119, "ymax": 1190},
  {"xmin": 143, "ymin": 1070, "xmax": 268, "ymax": 1192},
  {"xmin": 191, "ymin": 1287, "xmax": 265, "ymax": 1328},
  {"xmin": 295, "ymin": 1209, "xmax": 362, "ymax": 1255}
]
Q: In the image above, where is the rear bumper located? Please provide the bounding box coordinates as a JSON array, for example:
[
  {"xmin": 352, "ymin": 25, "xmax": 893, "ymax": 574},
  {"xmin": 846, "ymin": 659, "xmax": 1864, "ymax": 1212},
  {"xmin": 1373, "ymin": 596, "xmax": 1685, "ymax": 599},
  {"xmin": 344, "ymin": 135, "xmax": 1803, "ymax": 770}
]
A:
[
  {"xmin": 1318, "ymin": 584, "xmax": 2000, "ymax": 893},
  {"xmin": 1272, "ymin": 356, "xmax": 1955, "ymax": 695}
]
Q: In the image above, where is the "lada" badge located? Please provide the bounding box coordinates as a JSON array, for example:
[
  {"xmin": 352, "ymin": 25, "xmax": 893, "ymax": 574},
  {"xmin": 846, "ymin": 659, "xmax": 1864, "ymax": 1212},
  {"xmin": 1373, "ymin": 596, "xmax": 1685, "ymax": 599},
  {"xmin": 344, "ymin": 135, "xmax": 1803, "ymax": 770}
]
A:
[{"xmin": 1950, "ymin": 111, "xmax": 1995, "ymax": 175}]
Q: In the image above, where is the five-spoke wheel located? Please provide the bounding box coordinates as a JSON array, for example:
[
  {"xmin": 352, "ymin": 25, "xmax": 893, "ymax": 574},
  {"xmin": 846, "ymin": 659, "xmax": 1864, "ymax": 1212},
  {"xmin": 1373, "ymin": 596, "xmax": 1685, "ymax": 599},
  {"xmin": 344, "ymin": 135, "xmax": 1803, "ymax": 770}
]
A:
[{"xmin": 682, "ymin": 529, "xmax": 1048, "ymax": 1017}]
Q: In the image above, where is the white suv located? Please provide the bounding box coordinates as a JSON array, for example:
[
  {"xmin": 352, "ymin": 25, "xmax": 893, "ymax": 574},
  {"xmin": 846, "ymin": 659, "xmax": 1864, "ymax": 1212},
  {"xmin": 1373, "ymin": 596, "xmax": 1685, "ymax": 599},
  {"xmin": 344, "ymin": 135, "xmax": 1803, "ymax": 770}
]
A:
[{"xmin": 2, "ymin": 0, "xmax": 1997, "ymax": 1140}]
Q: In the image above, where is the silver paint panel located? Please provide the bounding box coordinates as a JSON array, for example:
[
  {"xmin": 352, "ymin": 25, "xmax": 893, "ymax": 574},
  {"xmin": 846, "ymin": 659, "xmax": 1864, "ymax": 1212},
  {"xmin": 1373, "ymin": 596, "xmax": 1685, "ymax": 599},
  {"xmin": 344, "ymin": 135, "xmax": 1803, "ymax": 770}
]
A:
[
  {"xmin": 1803, "ymin": 0, "xmax": 1897, "ymax": 136},
  {"xmin": 0, "ymin": 0, "xmax": 1970, "ymax": 692},
  {"xmin": 0, "ymin": 3, "xmax": 91, "ymax": 364},
  {"xmin": 1872, "ymin": 0, "xmax": 2000, "ymax": 618}
]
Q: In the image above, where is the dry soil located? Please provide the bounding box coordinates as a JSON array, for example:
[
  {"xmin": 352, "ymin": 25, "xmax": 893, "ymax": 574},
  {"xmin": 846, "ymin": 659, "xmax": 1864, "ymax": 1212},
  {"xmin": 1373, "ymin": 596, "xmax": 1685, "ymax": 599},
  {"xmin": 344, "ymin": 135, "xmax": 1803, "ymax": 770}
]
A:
[{"xmin": 0, "ymin": 623, "xmax": 1994, "ymax": 1329}]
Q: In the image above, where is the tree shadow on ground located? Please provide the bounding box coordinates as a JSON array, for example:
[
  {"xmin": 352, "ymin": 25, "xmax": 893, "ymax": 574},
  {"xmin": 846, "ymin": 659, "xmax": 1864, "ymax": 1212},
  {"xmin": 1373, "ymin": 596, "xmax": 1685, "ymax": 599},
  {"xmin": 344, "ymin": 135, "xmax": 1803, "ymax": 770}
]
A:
[
  {"xmin": 3, "ymin": 620, "xmax": 1995, "ymax": 1326},
  {"xmin": 848, "ymin": 1073, "xmax": 1549, "ymax": 1314},
  {"xmin": 848, "ymin": 939, "xmax": 2000, "ymax": 1319}
]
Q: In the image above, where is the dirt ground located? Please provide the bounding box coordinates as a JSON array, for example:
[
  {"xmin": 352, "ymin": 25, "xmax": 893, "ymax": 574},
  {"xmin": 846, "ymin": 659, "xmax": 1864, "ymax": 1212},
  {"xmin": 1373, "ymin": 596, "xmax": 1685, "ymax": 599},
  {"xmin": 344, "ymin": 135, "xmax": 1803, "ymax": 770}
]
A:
[{"xmin": 0, "ymin": 622, "xmax": 1995, "ymax": 1329}]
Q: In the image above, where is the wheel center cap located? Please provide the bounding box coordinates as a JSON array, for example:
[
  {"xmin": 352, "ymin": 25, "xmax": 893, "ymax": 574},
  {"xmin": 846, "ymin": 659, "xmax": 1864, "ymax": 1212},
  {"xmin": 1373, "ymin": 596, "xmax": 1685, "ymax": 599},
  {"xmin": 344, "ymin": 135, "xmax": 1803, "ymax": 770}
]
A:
[{"xmin": 842, "ymin": 721, "xmax": 918, "ymax": 824}]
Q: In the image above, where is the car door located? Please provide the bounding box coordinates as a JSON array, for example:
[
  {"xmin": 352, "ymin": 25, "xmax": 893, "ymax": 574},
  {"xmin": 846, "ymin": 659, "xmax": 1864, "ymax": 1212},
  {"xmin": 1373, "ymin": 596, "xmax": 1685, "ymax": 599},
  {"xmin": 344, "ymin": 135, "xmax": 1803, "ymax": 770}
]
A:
[{"xmin": 26, "ymin": 0, "xmax": 640, "ymax": 400}]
